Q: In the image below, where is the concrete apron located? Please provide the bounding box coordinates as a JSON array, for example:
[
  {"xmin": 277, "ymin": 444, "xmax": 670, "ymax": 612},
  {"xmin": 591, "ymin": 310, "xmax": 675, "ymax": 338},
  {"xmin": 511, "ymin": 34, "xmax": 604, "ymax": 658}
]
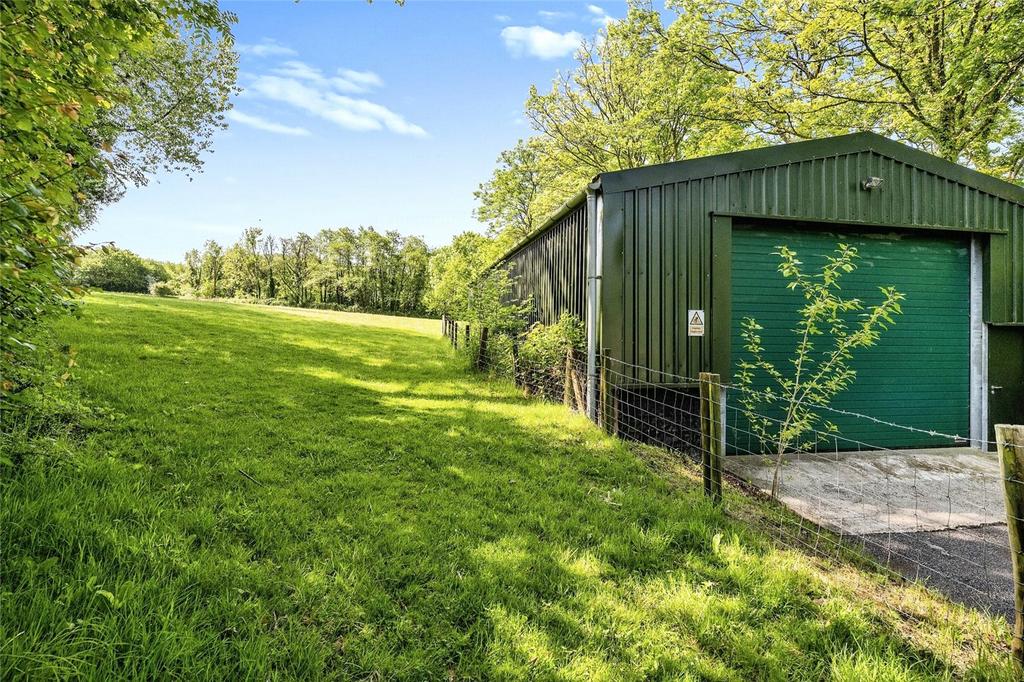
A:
[{"xmin": 723, "ymin": 447, "xmax": 1003, "ymax": 535}]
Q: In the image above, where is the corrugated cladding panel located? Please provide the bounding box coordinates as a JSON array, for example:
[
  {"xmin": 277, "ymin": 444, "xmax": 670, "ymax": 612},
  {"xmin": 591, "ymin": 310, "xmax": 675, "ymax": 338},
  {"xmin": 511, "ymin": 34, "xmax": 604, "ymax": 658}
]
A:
[
  {"xmin": 501, "ymin": 202, "xmax": 587, "ymax": 326},
  {"xmin": 990, "ymin": 202, "xmax": 1024, "ymax": 324},
  {"xmin": 723, "ymin": 152, "xmax": 1021, "ymax": 234},
  {"xmin": 601, "ymin": 148, "xmax": 1024, "ymax": 383}
]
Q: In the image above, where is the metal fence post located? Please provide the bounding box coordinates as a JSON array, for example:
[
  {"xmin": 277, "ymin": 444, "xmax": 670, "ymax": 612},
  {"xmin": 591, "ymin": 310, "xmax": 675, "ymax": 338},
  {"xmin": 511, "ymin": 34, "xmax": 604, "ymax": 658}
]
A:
[
  {"xmin": 997, "ymin": 424, "xmax": 1024, "ymax": 665},
  {"xmin": 599, "ymin": 350, "xmax": 607, "ymax": 431},
  {"xmin": 699, "ymin": 372, "xmax": 723, "ymax": 504}
]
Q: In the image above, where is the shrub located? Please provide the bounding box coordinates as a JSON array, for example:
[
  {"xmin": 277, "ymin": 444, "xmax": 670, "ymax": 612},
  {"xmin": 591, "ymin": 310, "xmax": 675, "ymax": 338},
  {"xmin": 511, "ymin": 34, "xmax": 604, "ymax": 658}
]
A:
[
  {"xmin": 519, "ymin": 312, "xmax": 586, "ymax": 370},
  {"xmin": 469, "ymin": 312, "xmax": 586, "ymax": 402},
  {"xmin": 149, "ymin": 281, "xmax": 177, "ymax": 297},
  {"xmin": 75, "ymin": 247, "xmax": 151, "ymax": 293}
]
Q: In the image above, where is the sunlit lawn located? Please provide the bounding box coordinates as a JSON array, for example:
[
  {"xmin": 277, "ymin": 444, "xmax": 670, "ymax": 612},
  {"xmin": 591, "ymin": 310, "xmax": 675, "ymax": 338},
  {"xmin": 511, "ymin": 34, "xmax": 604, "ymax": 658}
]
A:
[{"xmin": 0, "ymin": 293, "xmax": 1015, "ymax": 680}]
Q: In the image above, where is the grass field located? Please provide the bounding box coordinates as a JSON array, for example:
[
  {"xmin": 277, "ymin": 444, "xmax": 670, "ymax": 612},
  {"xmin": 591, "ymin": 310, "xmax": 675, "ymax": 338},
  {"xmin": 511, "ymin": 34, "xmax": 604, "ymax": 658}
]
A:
[{"xmin": 1, "ymin": 293, "xmax": 1016, "ymax": 680}]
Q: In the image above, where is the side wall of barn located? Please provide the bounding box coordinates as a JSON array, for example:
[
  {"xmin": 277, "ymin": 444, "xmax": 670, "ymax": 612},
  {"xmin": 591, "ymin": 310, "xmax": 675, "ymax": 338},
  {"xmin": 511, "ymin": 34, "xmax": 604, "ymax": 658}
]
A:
[{"xmin": 501, "ymin": 202, "xmax": 588, "ymax": 326}]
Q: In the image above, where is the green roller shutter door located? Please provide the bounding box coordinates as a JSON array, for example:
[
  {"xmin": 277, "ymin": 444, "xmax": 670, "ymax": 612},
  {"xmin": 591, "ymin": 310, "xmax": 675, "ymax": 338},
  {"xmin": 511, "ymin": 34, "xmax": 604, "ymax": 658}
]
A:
[{"xmin": 729, "ymin": 224, "xmax": 970, "ymax": 453}]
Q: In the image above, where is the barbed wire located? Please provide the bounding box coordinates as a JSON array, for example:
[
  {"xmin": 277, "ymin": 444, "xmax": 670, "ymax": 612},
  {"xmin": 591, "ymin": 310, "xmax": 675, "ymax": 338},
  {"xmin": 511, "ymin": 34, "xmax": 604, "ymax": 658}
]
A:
[{"xmin": 601, "ymin": 355, "xmax": 999, "ymax": 447}]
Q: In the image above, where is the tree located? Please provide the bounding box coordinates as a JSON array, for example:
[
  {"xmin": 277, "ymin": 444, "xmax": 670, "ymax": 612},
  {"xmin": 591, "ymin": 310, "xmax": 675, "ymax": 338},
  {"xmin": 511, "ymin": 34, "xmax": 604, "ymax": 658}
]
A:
[
  {"xmin": 670, "ymin": 0, "xmax": 1024, "ymax": 180},
  {"xmin": 141, "ymin": 258, "xmax": 181, "ymax": 285},
  {"xmin": 424, "ymin": 232, "xmax": 499, "ymax": 317},
  {"xmin": 221, "ymin": 244, "xmax": 246, "ymax": 298},
  {"xmin": 180, "ymin": 224, "xmax": 433, "ymax": 313},
  {"xmin": 733, "ymin": 244, "xmax": 905, "ymax": 498},
  {"xmin": 223, "ymin": 227, "xmax": 265, "ymax": 298},
  {"xmin": 280, "ymin": 233, "xmax": 314, "ymax": 306},
  {"xmin": 476, "ymin": 3, "xmax": 748, "ymax": 248},
  {"xmin": 86, "ymin": 29, "xmax": 238, "ymax": 214},
  {"xmin": 200, "ymin": 240, "xmax": 224, "ymax": 298},
  {"xmin": 184, "ymin": 249, "xmax": 203, "ymax": 293},
  {"xmin": 474, "ymin": 139, "xmax": 545, "ymax": 242},
  {"xmin": 525, "ymin": 4, "xmax": 746, "ymax": 177},
  {"xmin": 260, "ymin": 235, "xmax": 278, "ymax": 299},
  {"xmin": 75, "ymin": 247, "xmax": 152, "ymax": 293},
  {"xmin": 242, "ymin": 227, "xmax": 265, "ymax": 299},
  {"xmin": 395, "ymin": 235, "xmax": 430, "ymax": 312}
]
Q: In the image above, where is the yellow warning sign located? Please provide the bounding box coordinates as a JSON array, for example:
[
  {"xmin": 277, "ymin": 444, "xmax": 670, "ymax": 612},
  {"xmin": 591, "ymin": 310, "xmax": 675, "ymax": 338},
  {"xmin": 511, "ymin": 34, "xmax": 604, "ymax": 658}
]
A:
[{"xmin": 687, "ymin": 309, "xmax": 705, "ymax": 337}]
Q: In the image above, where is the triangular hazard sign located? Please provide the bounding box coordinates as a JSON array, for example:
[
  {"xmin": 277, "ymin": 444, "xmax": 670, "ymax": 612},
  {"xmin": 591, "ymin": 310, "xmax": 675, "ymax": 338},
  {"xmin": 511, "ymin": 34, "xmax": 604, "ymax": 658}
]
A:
[{"xmin": 690, "ymin": 311, "xmax": 702, "ymax": 325}]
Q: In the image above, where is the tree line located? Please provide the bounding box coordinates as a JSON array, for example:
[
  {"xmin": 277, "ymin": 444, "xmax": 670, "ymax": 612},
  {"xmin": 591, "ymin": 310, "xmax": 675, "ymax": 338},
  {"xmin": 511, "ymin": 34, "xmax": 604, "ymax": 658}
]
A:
[
  {"xmin": 181, "ymin": 226, "xmax": 431, "ymax": 314},
  {"xmin": 74, "ymin": 248, "xmax": 181, "ymax": 294},
  {"xmin": 77, "ymin": 226, "xmax": 433, "ymax": 315}
]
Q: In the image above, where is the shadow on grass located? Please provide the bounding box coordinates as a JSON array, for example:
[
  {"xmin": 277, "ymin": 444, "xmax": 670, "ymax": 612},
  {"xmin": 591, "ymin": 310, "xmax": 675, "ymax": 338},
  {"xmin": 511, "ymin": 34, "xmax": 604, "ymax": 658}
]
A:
[{"xmin": 0, "ymin": 294, "xmax": 1015, "ymax": 680}]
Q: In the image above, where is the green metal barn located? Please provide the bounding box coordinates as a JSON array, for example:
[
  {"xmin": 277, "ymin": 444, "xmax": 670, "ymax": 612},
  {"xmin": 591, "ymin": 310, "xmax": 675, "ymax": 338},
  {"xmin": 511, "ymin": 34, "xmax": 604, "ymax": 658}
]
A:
[{"xmin": 497, "ymin": 132, "xmax": 1024, "ymax": 450}]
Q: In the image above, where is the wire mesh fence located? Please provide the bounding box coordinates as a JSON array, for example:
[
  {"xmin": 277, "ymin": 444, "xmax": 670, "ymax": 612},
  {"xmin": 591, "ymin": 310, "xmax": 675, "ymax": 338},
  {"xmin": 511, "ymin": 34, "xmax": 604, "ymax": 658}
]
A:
[{"xmin": 440, "ymin": 316, "xmax": 1024, "ymax": 659}]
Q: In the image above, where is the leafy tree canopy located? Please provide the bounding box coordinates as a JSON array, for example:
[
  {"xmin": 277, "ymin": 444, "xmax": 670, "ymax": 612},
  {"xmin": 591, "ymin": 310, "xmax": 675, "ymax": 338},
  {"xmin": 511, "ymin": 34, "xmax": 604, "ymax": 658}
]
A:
[
  {"xmin": 75, "ymin": 247, "xmax": 153, "ymax": 294},
  {"xmin": 670, "ymin": 0, "xmax": 1024, "ymax": 179},
  {"xmin": 424, "ymin": 232, "xmax": 502, "ymax": 318}
]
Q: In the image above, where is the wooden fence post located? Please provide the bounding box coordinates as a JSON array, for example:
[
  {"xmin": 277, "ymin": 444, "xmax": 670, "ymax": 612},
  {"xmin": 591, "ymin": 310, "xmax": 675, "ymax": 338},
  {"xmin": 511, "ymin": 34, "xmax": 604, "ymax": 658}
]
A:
[
  {"xmin": 563, "ymin": 348, "xmax": 573, "ymax": 407},
  {"xmin": 570, "ymin": 357, "xmax": 585, "ymax": 412},
  {"xmin": 699, "ymin": 372, "xmax": 723, "ymax": 504},
  {"xmin": 997, "ymin": 424, "xmax": 1024, "ymax": 666},
  {"xmin": 465, "ymin": 323, "xmax": 470, "ymax": 349},
  {"xmin": 452, "ymin": 322, "xmax": 458, "ymax": 349},
  {"xmin": 476, "ymin": 327, "xmax": 489, "ymax": 371},
  {"xmin": 441, "ymin": 314, "xmax": 447, "ymax": 337}
]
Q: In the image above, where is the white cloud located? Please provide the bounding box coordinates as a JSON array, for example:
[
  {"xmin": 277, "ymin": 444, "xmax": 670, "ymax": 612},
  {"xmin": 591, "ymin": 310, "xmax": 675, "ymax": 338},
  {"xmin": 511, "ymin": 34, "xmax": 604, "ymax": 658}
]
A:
[
  {"xmin": 494, "ymin": 14, "xmax": 511, "ymax": 22},
  {"xmin": 247, "ymin": 73, "xmax": 426, "ymax": 137},
  {"xmin": 270, "ymin": 61, "xmax": 384, "ymax": 94},
  {"xmin": 340, "ymin": 69, "xmax": 383, "ymax": 89},
  {"xmin": 587, "ymin": 5, "xmax": 615, "ymax": 26},
  {"xmin": 500, "ymin": 26, "xmax": 583, "ymax": 59},
  {"xmin": 236, "ymin": 39, "xmax": 297, "ymax": 58},
  {"xmin": 227, "ymin": 110, "xmax": 311, "ymax": 136},
  {"xmin": 538, "ymin": 10, "xmax": 572, "ymax": 22}
]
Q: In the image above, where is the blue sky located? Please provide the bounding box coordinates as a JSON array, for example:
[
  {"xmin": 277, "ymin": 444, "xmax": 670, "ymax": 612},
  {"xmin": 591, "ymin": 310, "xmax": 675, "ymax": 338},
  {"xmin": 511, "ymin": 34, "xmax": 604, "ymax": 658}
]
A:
[{"xmin": 85, "ymin": 1, "xmax": 624, "ymax": 261}]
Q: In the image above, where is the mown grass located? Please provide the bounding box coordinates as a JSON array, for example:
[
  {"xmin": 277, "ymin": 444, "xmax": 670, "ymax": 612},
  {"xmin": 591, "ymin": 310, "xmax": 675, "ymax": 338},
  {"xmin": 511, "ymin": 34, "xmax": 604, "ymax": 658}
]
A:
[{"xmin": 1, "ymin": 293, "xmax": 1016, "ymax": 680}]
